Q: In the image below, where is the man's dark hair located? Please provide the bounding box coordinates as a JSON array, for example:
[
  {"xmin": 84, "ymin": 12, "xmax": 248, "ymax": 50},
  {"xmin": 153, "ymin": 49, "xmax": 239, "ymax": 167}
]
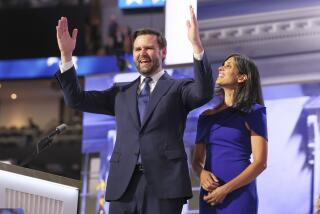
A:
[{"xmin": 132, "ymin": 28, "xmax": 167, "ymax": 49}]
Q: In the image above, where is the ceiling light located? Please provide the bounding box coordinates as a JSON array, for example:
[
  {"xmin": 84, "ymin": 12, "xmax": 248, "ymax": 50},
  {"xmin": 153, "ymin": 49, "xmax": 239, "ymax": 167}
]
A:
[{"xmin": 10, "ymin": 93, "xmax": 18, "ymax": 100}]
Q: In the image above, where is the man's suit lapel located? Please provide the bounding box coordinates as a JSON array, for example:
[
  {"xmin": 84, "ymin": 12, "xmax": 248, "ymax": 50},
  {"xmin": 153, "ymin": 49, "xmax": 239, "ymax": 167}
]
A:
[
  {"xmin": 140, "ymin": 72, "xmax": 173, "ymax": 130},
  {"xmin": 124, "ymin": 78, "xmax": 141, "ymax": 129}
]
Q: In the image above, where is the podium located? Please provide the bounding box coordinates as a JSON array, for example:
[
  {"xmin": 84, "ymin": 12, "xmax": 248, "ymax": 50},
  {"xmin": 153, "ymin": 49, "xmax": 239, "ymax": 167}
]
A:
[{"xmin": 0, "ymin": 162, "xmax": 81, "ymax": 214}]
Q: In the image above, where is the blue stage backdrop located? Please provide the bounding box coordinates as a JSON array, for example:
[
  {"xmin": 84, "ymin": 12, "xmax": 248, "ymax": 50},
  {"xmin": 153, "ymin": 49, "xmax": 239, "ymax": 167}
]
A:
[
  {"xmin": 0, "ymin": 54, "xmax": 135, "ymax": 80},
  {"xmin": 118, "ymin": 0, "xmax": 165, "ymax": 9}
]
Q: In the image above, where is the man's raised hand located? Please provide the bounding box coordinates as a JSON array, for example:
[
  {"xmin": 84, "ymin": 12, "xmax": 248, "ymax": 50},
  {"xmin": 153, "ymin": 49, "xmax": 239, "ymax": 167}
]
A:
[
  {"xmin": 56, "ymin": 17, "xmax": 78, "ymax": 64},
  {"xmin": 186, "ymin": 5, "xmax": 203, "ymax": 54}
]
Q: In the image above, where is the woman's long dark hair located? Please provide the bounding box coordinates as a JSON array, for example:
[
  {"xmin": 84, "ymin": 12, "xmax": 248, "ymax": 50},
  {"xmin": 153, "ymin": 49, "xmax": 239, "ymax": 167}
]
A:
[{"xmin": 216, "ymin": 53, "xmax": 264, "ymax": 111}]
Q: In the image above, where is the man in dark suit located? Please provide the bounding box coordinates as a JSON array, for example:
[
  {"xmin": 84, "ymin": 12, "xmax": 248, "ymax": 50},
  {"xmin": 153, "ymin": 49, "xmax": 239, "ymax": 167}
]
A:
[{"xmin": 55, "ymin": 6, "xmax": 213, "ymax": 214}]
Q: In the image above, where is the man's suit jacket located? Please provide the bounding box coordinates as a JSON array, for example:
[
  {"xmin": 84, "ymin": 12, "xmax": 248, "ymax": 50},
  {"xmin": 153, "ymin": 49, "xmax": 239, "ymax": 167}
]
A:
[{"xmin": 55, "ymin": 54, "xmax": 213, "ymax": 201}]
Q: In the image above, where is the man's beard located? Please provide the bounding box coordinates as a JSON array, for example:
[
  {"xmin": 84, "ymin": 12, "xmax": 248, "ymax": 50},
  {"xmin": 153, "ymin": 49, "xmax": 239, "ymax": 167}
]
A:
[{"xmin": 135, "ymin": 59, "xmax": 160, "ymax": 76}]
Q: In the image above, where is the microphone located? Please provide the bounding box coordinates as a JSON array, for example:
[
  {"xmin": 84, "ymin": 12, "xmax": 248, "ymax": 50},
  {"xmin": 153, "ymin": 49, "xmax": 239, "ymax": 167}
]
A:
[
  {"xmin": 37, "ymin": 123, "xmax": 67, "ymax": 152},
  {"xmin": 47, "ymin": 123, "xmax": 67, "ymax": 139},
  {"xmin": 20, "ymin": 124, "xmax": 67, "ymax": 166}
]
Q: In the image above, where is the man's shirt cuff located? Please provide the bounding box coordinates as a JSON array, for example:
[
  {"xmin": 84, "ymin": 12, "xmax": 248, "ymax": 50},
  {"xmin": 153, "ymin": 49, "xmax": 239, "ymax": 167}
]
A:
[
  {"xmin": 193, "ymin": 50, "xmax": 204, "ymax": 61},
  {"xmin": 60, "ymin": 61, "xmax": 74, "ymax": 73}
]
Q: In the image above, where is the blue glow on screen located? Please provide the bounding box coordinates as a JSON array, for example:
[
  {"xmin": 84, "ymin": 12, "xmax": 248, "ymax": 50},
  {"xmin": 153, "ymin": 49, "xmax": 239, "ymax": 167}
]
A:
[
  {"xmin": 118, "ymin": 0, "xmax": 165, "ymax": 9},
  {"xmin": 0, "ymin": 54, "xmax": 135, "ymax": 80}
]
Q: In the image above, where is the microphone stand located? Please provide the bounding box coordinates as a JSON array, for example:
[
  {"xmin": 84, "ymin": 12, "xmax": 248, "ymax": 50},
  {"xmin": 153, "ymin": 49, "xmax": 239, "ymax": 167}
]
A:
[
  {"xmin": 20, "ymin": 123, "xmax": 67, "ymax": 167},
  {"xmin": 20, "ymin": 137, "xmax": 55, "ymax": 167}
]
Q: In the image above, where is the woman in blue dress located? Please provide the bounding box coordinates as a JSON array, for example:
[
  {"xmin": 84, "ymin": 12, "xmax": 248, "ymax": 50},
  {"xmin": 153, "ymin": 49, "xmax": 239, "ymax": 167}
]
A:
[{"xmin": 192, "ymin": 54, "xmax": 268, "ymax": 214}]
